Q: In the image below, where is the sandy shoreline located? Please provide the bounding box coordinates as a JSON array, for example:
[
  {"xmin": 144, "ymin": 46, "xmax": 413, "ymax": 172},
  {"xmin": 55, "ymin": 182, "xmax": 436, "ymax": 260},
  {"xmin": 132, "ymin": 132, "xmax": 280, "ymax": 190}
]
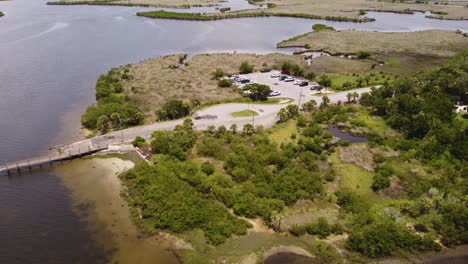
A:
[{"xmin": 52, "ymin": 155, "xmax": 181, "ymax": 264}]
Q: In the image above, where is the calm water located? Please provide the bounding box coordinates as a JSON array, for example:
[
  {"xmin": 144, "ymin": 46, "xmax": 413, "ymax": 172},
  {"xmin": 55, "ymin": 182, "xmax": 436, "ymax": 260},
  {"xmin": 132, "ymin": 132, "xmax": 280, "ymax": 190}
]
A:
[{"xmin": 0, "ymin": 0, "xmax": 467, "ymax": 262}]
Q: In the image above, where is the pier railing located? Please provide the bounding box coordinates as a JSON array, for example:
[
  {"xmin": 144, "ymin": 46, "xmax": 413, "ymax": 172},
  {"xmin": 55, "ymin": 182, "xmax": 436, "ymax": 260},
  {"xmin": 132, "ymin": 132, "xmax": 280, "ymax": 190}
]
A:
[{"xmin": 0, "ymin": 144, "xmax": 108, "ymax": 175}]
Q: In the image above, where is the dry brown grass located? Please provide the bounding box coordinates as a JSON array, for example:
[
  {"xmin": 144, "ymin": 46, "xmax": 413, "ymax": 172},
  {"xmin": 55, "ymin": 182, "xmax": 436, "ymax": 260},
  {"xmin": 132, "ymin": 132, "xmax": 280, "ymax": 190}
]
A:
[
  {"xmin": 53, "ymin": 0, "xmax": 220, "ymax": 7},
  {"xmin": 279, "ymin": 30, "xmax": 468, "ymax": 57},
  {"xmin": 117, "ymin": 53, "xmax": 306, "ymax": 118},
  {"xmin": 339, "ymin": 144, "xmax": 375, "ymax": 171},
  {"xmin": 308, "ymin": 55, "xmax": 375, "ymax": 75},
  {"xmin": 249, "ymin": 0, "xmax": 468, "ymax": 20}
]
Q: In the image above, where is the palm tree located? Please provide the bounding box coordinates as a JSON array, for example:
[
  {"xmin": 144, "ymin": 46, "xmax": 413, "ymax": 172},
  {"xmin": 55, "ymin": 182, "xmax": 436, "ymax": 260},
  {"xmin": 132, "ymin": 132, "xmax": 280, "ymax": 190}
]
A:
[
  {"xmin": 347, "ymin": 93, "xmax": 352, "ymax": 103},
  {"xmin": 364, "ymin": 75, "xmax": 371, "ymax": 86},
  {"xmin": 322, "ymin": 96, "xmax": 330, "ymax": 108},
  {"xmin": 356, "ymin": 77, "xmax": 364, "ymax": 87},
  {"xmin": 353, "ymin": 92, "xmax": 359, "ymax": 102},
  {"xmin": 242, "ymin": 124, "xmax": 255, "ymax": 135},
  {"xmin": 230, "ymin": 124, "xmax": 237, "ymax": 134}
]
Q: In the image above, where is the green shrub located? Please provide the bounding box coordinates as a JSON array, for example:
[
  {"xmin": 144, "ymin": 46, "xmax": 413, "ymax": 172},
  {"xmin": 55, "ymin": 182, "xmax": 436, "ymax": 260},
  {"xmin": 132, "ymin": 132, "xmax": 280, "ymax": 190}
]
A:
[
  {"xmin": 201, "ymin": 162, "xmax": 215, "ymax": 175},
  {"xmin": 122, "ymin": 162, "xmax": 249, "ymax": 245},
  {"xmin": 131, "ymin": 136, "xmax": 146, "ymax": 147},
  {"xmin": 211, "ymin": 68, "xmax": 225, "ymax": 79},
  {"xmin": 247, "ymin": 83, "xmax": 271, "ymax": 101},
  {"xmin": 312, "ymin": 24, "xmax": 335, "ymax": 32},
  {"xmin": 151, "ymin": 123, "xmax": 197, "ymax": 160},
  {"xmin": 239, "ymin": 61, "xmax": 254, "ymax": 74},
  {"xmin": 218, "ymin": 78, "xmax": 233, "ymax": 87},
  {"xmin": 356, "ymin": 51, "xmax": 371, "ymax": 59},
  {"xmin": 156, "ymin": 99, "xmax": 191, "ymax": 121},
  {"xmin": 347, "ymin": 220, "xmax": 441, "ymax": 258},
  {"xmin": 289, "ymin": 224, "xmax": 307, "ymax": 236},
  {"xmin": 306, "ymin": 217, "xmax": 331, "ymax": 238}
]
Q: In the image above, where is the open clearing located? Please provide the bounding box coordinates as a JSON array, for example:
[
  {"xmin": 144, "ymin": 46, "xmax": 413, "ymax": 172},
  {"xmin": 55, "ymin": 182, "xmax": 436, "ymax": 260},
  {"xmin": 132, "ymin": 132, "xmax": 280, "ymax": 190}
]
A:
[{"xmin": 116, "ymin": 53, "xmax": 306, "ymax": 119}]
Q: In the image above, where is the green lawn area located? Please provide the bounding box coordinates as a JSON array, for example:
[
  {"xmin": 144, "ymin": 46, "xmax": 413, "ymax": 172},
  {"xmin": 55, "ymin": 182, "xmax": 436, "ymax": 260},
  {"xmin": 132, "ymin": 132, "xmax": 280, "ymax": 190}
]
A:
[
  {"xmin": 350, "ymin": 108, "xmax": 391, "ymax": 135},
  {"xmin": 231, "ymin": 110, "xmax": 259, "ymax": 118},
  {"xmin": 268, "ymin": 120, "xmax": 297, "ymax": 145},
  {"xmin": 330, "ymin": 72, "xmax": 394, "ymax": 91},
  {"xmin": 329, "ymin": 150, "xmax": 388, "ymax": 205}
]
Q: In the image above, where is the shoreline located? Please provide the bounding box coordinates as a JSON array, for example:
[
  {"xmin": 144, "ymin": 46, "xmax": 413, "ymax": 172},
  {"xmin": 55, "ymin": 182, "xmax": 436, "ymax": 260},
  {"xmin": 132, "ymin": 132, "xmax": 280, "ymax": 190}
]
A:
[{"xmin": 52, "ymin": 154, "xmax": 182, "ymax": 264}]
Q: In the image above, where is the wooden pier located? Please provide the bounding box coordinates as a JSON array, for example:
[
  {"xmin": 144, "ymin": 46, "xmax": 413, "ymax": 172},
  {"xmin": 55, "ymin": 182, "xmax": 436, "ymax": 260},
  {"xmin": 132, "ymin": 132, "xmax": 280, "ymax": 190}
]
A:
[{"xmin": 0, "ymin": 144, "xmax": 108, "ymax": 175}]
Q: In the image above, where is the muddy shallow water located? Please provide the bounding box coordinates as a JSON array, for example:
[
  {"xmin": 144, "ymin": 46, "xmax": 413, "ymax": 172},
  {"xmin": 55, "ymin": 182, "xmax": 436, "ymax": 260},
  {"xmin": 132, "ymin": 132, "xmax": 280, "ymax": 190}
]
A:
[{"xmin": 52, "ymin": 155, "xmax": 181, "ymax": 264}]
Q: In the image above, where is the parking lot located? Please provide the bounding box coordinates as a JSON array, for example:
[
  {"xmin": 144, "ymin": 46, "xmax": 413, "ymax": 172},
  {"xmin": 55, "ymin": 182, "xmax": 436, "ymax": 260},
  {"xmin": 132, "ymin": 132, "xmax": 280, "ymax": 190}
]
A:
[{"xmin": 234, "ymin": 72, "xmax": 333, "ymax": 104}]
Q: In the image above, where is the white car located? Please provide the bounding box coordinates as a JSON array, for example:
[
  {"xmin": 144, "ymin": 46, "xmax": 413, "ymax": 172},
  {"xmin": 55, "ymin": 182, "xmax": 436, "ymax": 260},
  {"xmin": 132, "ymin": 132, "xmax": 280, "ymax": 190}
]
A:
[
  {"xmin": 243, "ymin": 90, "xmax": 252, "ymax": 95},
  {"xmin": 248, "ymin": 80, "xmax": 256, "ymax": 85},
  {"xmin": 293, "ymin": 79, "xmax": 303, "ymax": 85},
  {"xmin": 271, "ymin": 72, "xmax": 281, "ymax": 78},
  {"xmin": 285, "ymin": 77, "xmax": 294, "ymax": 82},
  {"xmin": 269, "ymin": 90, "xmax": 281, "ymax": 96}
]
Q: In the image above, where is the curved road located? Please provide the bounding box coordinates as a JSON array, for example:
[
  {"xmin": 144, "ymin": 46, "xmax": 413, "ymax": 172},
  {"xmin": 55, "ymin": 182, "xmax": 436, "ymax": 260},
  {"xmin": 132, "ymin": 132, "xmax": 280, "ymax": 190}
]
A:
[{"xmin": 57, "ymin": 79, "xmax": 373, "ymax": 156}]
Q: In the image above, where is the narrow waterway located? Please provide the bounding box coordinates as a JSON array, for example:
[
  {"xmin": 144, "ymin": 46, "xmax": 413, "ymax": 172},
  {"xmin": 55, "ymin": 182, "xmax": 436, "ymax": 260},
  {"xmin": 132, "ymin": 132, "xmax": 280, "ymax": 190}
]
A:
[{"xmin": 0, "ymin": 0, "xmax": 467, "ymax": 262}]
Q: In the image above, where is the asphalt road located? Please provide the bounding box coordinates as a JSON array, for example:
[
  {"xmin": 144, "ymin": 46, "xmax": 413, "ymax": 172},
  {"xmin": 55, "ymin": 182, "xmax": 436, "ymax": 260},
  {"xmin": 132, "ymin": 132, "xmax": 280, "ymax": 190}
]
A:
[{"xmin": 58, "ymin": 73, "xmax": 374, "ymax": 155}]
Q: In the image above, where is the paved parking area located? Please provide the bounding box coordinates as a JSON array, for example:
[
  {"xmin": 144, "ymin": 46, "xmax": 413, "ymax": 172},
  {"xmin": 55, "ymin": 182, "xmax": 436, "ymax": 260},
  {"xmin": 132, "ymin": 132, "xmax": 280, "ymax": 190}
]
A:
[{"xmin": 239, "ymin": 72, "xmax": 333, "ymax": 104}]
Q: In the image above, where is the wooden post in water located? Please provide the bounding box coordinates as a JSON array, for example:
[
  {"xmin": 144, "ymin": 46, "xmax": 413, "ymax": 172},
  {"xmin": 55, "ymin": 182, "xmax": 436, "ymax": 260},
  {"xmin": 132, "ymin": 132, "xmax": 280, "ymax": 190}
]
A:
[
  {"xmin": 16, "ymin": 162, "xmax": 19, "ymax": 172},
  {"xmin": 27, "ymin": 159, "xmax": 31, "ymax": 171}
]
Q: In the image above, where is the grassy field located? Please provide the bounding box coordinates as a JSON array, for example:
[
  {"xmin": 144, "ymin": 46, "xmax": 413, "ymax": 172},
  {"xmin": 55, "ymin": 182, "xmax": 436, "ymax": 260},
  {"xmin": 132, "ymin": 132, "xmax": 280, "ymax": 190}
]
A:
[
  {"xmin": 280, "ymin": 30, "xmax": 466, "ymax": 77},
  {"xmin": 329, "ymin": 72, "xmax": 395, "ymax": 91},
  {"xmin": 247, "ymin": 0, "xmax": 468, "ymax": 20},
  {"xmin": 268, "ymin": 119, "xmax": 297, "ymax": 145},
  {"xmin": 231, "ymin": 109, "xmax": 258, "ymax": 117},
  {"xmin": 278, "ymin": 30, "xmax": 468, "ymax": 57},
  {"xmin": 48, "ymin": 0, "xmax": 219, "ymax": 8},
  {"xmin": 113, "ymin": 53, "xmax": 305, "ymax": 120}
]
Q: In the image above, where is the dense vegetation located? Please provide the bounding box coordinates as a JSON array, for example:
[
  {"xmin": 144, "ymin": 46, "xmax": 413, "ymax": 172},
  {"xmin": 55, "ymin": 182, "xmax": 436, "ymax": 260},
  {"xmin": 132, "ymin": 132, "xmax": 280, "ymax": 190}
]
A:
[
  {"xmin": 81, "ymin": 68, "xmax": 144, "ymax": 133},
  {"xmin": 312, "ymin": 24, "xmax": 335, "ymax": 32},
  {"xmin": 155, "ymin": 99, "xmax": 191, "ymax": 121},
  {"xmin": 136, "ymin": 10, "xmax": 374, "ymax": 22},
  {"xmin": 119, "ymin": 50, "xmax": 467, "ymax": 260}
]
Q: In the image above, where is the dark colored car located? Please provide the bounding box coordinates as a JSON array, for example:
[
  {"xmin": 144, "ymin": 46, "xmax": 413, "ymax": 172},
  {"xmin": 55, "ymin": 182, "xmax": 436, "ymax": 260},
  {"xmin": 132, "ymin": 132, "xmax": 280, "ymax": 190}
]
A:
[
  {"xmin": 261, "ymin": 68, "xmax": 271, "ymax": 73},
  {"xmin": 279, "ymin": 75, "xmax": 288, "ymax": 81},
  {"xmin": 299, "ymin": 81, "xmax": 309, "ymax": 87},
  {"xmin": 240, "ymin": 79, "xmax": 250, "ymax": 84}
]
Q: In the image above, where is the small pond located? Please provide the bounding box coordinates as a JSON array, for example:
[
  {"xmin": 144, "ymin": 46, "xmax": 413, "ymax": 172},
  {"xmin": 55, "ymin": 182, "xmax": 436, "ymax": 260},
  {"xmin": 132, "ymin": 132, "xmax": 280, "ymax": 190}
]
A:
[{"xmin": 328, "ymin": 125, "xmax": 369, "ymax": 143}]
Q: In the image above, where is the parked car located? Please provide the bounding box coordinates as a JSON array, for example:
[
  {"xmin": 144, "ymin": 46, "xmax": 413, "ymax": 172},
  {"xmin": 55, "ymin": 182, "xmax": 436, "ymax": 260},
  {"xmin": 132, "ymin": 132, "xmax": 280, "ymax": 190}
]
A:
[
  {"xmin": 261, "ymin": 68, "xmax": 271, "ymax": 73},
  {"xmin": 271, "ymin": 72, "xmax": 281, "ymax": 78},
  {"xmin": 299, "ymin": 81, "xmax": 309, "ymax": 87},
  {"xmin": 269, "ymin": 90, "xmax": 281, "ymax": 96},
  {"xmin": 279, "ymin": 75, "xmax": 288, "ymax": 81},
  {"xmin": 310, "ymin": 84, "xmax": 321, "ymax": 90},
  {"xmin": 239, "ymin": 78, "xmax": 250, "ymax": 84},
  {"xmin": 285, "ymin": 77, "xmax": 294, "ymax": 82},
  {"xmin": 293, "ymin": 79, "xmax": 303, "ymax": 85},
  {"xmin": 228, "ymin": 74, "xmax": 239, "ymax": 79},
  {"xmin": 248, "ymin": 80, "xmax": 256, "ymax": 85},
  {"xmin": 243, "ymin": 90, "xmax": 252, "ymax": 95}
]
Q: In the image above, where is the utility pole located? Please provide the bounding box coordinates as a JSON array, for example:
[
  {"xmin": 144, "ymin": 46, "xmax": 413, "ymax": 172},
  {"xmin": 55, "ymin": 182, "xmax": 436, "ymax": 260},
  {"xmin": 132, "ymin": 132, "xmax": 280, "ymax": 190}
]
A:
[{"xmin": 298, "ymin": 87, "xmax": 303, "ymax": 108}]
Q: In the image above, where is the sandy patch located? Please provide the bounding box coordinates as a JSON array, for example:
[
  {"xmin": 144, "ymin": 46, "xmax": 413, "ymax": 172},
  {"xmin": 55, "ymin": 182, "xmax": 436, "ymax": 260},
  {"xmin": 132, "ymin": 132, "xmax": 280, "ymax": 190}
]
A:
[
  {"xmin": 264, "ymin": 245, "xmax": 314, "ymax": 259},
  {"xmin": 339, "ymin": 145, "xmax": 375, "ymax": 171}
]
